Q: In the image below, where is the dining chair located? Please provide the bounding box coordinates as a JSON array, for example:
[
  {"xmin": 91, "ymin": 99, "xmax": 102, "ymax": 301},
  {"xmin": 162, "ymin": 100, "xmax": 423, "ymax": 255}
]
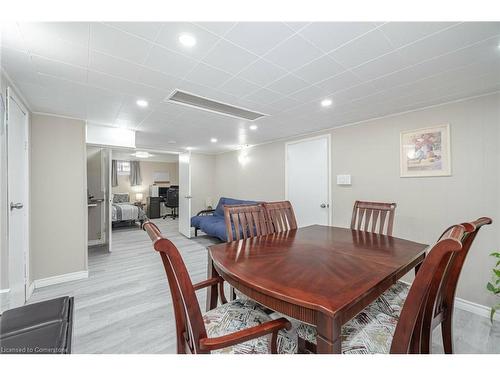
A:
[
  {"xmin": 142, "ymin": 220, "xmax": 297, "ymax": 354},
  {"xmin": 224, "ymin": 204, "xmax": 270, "ymax": 242},
  {"xmin": 264, "ymin": 201, "xmax": 297, "ymax": 233},
  {"xmin": 371, "ymin": 216, "xmax": 493, "ymax": 353},
  {"xmin": 351, "ymin": 200, "xmax": 397, "ymax": 236},
  {"xmin": 296, "ymin": 223, "xmax": 477, "ymax": 353}
]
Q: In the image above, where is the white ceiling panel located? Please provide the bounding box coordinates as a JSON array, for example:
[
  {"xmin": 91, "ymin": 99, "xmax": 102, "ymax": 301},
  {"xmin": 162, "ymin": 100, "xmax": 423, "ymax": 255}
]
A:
[
  {"xmin": 142, "ymin": 45, "xmax": 198, "ymax": 77},
  {"xmin": 90, "ymin": 23, "xmax": 153, "ymax": 63},
  {"xmin": 263, "ymin": 35, "xmax": 323, "ymax": 71},
  {"xmin": 105, "ymin": 22, "xmax": 163, "ymax": 41},
  {"xmin": 155, "ymin": 23, "xmax": 221, "ymax": 60},
  {"xmin": 292, "ymin": 55, "xmax": 345, "ymax": 84},
  {"xmin": 329, "ymin": 29, "xmax": 394, "ymax": 69},
  {"xmin": 298, "ymin": 22, "xmax": 379, "ymax": 53},
  {"xmin": 184, "ymin": 63, "xmax": 232, "ymax": 88},
  {"xmin": 224, "ymin": 22, "xmax": 295, "ymax": 55},
  {"xmin": 1, "ymin": 21, "xmax": 499, "ymax": 154},
  {"xmin": 31, "ymin": 55, "xmax": 88, "ymax": 83},
  {"xmin": 202, "ymin": 40, "xmax": 259, "ymax": 74},
  {"xmin": 237, "ymin": 58, "xmax": 288, "ymax": 86},
  {"xmin": 265, "ymin": 74, "xmax": 309, "ymax": 95},
  {"xmin": 219, "ymin": 77, "xmax": 261, "ymax": 97}
]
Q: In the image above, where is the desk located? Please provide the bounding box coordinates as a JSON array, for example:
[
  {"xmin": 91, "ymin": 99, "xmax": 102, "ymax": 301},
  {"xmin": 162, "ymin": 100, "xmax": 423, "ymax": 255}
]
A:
[{"xmin": 207, "ymin": 225, "xmax": 427, "ymax": 353}]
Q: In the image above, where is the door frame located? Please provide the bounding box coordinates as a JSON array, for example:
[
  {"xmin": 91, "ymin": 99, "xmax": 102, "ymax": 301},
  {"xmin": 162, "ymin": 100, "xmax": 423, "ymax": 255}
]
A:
[
  {"xmin": 6, "ymin": 86, "xmax": 30, "ymax": 301},
  {"xmin": 284, "ymin": 133, "xmax": 332, "ymax": 226},
  {"xmin": 178, "ymin": 151, "xmax": 192, "ymax": 238}
]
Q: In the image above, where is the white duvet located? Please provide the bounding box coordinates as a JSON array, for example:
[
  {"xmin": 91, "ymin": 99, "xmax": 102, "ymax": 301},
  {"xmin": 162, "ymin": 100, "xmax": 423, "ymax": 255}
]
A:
[{"xmin": 112, "ymin": 203, "xmax": 140, "ymax": 222}]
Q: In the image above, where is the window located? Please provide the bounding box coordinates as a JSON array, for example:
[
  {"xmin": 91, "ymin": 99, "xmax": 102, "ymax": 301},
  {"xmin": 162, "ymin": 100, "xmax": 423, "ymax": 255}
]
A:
[{"xmin": 117, "ymin": 161, "xmax": 130, "ymax": 175}]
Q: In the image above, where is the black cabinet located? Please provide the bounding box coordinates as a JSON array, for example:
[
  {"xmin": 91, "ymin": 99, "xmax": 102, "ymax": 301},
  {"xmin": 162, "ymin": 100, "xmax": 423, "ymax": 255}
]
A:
[{"xmin": 147, "ymin": 196, "xmax": 161, "ymax": 219}]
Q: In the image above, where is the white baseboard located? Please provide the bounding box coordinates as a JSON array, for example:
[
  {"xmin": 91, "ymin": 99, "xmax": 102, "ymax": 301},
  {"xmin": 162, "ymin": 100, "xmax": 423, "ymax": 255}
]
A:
[
  {"xmin": 455, "ymin": 297, "xmax": 499, "ymax": 322},
  {"xmin": 27, "ymin": 282, "xmax": 35, "ymax": 299},
  {"xmin": 34, "ymin": 270, "xmax": 89, "ymax": 289},
  {"xmin": 0, "ymin": 288, "xmax": 10, "ymax": 294}
]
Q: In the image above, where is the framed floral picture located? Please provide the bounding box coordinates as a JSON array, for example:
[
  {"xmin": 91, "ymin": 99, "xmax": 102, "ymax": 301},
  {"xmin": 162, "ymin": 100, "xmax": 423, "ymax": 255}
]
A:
[{"xmin": 400, "ymin": 124, "xmax": 451, "ymax": 177}]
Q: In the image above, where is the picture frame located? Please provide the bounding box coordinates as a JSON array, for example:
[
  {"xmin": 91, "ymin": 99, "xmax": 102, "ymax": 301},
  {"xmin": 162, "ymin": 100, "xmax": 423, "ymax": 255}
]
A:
[{"xmin": 400, "ymin": 124, "xmax": 451, "ymax": 178}]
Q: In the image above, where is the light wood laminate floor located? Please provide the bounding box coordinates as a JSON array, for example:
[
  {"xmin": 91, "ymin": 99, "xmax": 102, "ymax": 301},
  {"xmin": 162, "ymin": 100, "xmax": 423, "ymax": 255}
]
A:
[{"xmin": 28, "ymin": 218, "xmax": 500, "ymax": 354}]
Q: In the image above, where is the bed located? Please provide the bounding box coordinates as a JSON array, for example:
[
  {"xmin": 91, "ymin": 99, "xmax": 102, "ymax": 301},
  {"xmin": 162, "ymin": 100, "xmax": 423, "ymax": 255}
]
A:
[{"xmin": 112, "ymin": 193, "xmax": 146, "ymax": 226}]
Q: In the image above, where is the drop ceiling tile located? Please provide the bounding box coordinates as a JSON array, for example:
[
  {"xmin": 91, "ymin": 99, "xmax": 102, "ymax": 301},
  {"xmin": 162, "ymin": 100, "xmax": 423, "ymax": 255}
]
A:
[
  {"xmin": 267, "ymin": 96, "xmax": 301, "ymax": 113},
  {"xmin": 315, "ymin": 71, "xmax": 361, "ymax": 94},
  {"xmin": 298, "ymin": 22, "xmax": 379, "ymax": 53},
  {"xmin": 90, "ymin": 23, "xmax": 153, "ymax": 63},
  {"xmin": 265, "ymin": 74, "xmax": 309, "ymax": 95},
  {"xmin": 20, "ymin": 22, "xmax": 90, "ymax": 48},
  {"xmin": 350, "ymin": 50, "xmax": 413, "ymax": 81},
  {"xmin": 1, "ymin": 47, "xmax": 40, "ymax": 85},
  {"xmin": 38, "ymin": 73, "xmax": 88, "ymax": 97},
  {"xmin": 1, "ymin": 23, "xmax": 27, "ymax": 51},
  {"xmin": 184, "ymin": 63, "xmax": 233, "ymax": 89},
  {"xmin": 244, "ymin": 87, "xmax": 282, "ymax": 106},
  {"xmin": 202, "ymin": 40, "xmax": 259, "ymax": 75},
  {"xmin": 329, "ymin": 29, "xmax": 394, "ymax": 69},
  {"xmin": 331, "ymin": 82, "xmax": 381, "ymax": 104},
  {"xmin": 135, "ymin": 67, "xmax": 181, "ymax": 92},
  {"xmin": 237, "ymin": 59, "xmax": 288, "ymax": 86},
  {"xmin": 143, "ymin": 45, "xmax": 198, "ymax": 77},
  {"xmin": 155, "ymin": 23, "xmax": 221, "ymax": 60},
  {"xmin": 264, "ymin": 35, "xmax": 323, "ymax": 71},
  {"xmin": 292, "ymin": 55, "xmax": 346, "ymax": 84},
  {"xmin": 288, "ymin": 85, "xmax": 328, "ymax": 103},
  {"xmin": 195, "ymin": 22, "xmax": 237, "ymax": 37},
  {"xmin": 31, "ymin": 55, "xmax": 88, "ymax": 83},
  {"xmin": 89, "ymin": 50, "xmax": 142, "ymax": 80},
  {"xmin": 380, "ymin": 22, "xmax": 457, "ymax": 48},
  {"xmin": 105, "ymin": 22, "xmax": 163, "ymax": 41},
  {"xmin": 398, "ymin": 22, "xmax": 500, "ymax": 66},
  {"xmin": 224, "ymin": 22, "xmax": 295, "ymax": 55},
  {"xmin": 219, "ymin": 77, "xmax": 261, "ymax": 97},
  {"xmin": 284, "ymin": 22, "xmax": 310, "ymax": 32}
]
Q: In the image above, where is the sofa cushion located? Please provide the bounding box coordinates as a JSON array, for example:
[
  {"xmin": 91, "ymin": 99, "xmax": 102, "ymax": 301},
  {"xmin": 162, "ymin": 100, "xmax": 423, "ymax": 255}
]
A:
[
  {"xmin": 190, "ymin": 215, "xmax": 205, "ymax": 229},
  {"xmin": 214, "ymin": 197, "xmax": 258, "ymax": 217},
  {"xmin": 199, "ymin": 216, "xmax": 227, "ymax": 241}
]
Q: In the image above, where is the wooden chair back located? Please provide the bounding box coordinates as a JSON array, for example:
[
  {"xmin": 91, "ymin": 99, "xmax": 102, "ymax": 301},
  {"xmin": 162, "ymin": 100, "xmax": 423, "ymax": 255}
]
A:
[
  {"xmin": 224, "ymin": 204, "xmax": 270, "ymax": 242},
  {"xmin": 390, "ymin": 224, "xmax": 468, "ymax": 353},
  {"xmin": 351, "ymin": 200, "xmax": 397, "ymax": 236},
  {"xmin": 264, "ymin": 201, "xmax": 298, "ymax": 233},
  {"xmin": 142, "ymin": 221, "xmax": 209, "ymax": 354}
]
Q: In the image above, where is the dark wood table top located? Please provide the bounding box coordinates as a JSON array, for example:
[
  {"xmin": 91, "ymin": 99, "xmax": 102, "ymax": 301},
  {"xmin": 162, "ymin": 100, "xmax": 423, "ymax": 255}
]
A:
[{"xmin": 208, "ymin": 225, "xmax": 428, "ymax": 318}]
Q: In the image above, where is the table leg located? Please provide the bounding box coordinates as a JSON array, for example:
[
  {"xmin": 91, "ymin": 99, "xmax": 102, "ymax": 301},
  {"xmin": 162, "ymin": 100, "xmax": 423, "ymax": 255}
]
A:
[
  {"xmin": 316, "ymin": 314, "xmax": 342, "ymax": 354},
  {"xmin": 206, "ymin": 251, "xmax": 219, "ymax": 312}
]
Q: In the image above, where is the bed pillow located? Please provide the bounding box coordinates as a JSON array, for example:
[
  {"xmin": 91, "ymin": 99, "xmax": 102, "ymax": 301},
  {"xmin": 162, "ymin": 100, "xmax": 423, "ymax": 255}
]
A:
[{"xmin": 113, "ymin": 193, "xmax": 129, "ymax": 203}]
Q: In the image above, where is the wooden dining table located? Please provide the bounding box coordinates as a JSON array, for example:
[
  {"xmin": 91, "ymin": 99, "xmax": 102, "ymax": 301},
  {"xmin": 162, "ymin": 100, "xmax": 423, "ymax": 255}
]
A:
[{"xmin": 206, "ymin": 225, "xmax": 428, "ymax": 354}]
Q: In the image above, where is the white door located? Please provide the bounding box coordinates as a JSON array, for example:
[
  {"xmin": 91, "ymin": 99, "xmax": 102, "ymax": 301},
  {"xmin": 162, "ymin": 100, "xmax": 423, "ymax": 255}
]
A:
[
  {"xmin": 286, "ymin": 135, "xmax": 331, "ymax": 228},
  {"xmin": 7, "ymin": 88, "xmax": 29, "ymax": 307},
  {"xmin": 178, "ymin": 152, "xmax": 192, "ymax": 238}
]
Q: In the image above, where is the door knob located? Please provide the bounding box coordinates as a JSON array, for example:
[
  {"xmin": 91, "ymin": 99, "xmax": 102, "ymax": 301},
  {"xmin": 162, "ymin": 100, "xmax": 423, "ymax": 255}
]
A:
[
  {"xmin": 10, "ymin": 202, "xmax": 23, "ymax": 210},
  {"xmin": 320, "ymin": 203, "xmax": 329, "ymax": 208},
  {"xmin": 185, "ymin": 196, "xmax": 192, "ymax": 199}
]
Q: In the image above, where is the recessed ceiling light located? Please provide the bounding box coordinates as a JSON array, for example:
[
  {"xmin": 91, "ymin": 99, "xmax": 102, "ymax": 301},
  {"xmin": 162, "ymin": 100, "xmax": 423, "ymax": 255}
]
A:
[
  {"xmin": 249, "ymin": 125, "xmax": 258, "ymax": 130},
  {"xmin": 132, "ymin": 151, "xmax": 152, "ymax": 158},
  {"xmin": 179, "ymin": 33, "xmax": 196, "ymax": 47},
  {"xmin": 210, "ymin": 138, "xmax": 218, "ymax": 143},
  {"xmin": 136, "ymin": 99, "xmax": 148, "ymax": 108},
  {"xmin": 321, "ymin": 98, "xmax": 333, "ymax": 107}
]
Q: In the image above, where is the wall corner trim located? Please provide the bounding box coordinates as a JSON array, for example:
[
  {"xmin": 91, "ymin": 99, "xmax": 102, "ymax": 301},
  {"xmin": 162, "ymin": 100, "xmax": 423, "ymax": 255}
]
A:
[
  {"xmin": 27, "ymin": 282, "xmax": 35, "ymax": 299},
  {"xmin": 455, "ymin": 297, "xmax": 499, "ymax": 322},
  {"xmin": 33, "ymin": 270, "xmax": 89, "ymax": 289}
]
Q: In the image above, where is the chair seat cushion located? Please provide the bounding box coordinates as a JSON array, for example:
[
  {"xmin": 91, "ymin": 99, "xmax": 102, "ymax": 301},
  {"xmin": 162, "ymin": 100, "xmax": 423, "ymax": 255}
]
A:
[
  {"xmin": 203, "ymin": 299, "xmax": 297, "ymax": 354},
  {"xmin": 372, "ymin": 281, "xmax": 409, "ymax": 318},
  {"xmin": 296, "ymin": 302, "xmax": 398, "ymax": 354}
]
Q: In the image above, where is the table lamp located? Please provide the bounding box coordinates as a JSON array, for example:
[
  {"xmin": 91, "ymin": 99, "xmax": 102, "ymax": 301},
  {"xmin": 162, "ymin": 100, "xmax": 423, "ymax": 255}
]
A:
[{"xmin": 135, "ymin": 193, "xmax": 143, "ymax": 202}]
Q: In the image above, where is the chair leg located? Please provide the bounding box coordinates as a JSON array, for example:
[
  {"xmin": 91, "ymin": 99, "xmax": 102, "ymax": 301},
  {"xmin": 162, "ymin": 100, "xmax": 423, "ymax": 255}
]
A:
[
  {"xmin": 270, "ymin": 331, "xmax": 278, "ymax": 354},
  {"xmin": 195, "ymin": 228, "xmax": 198, "ymax": 237},
  {"xmin": 441, "ymin": 316, "xmax": 454, "ymax": 354}
]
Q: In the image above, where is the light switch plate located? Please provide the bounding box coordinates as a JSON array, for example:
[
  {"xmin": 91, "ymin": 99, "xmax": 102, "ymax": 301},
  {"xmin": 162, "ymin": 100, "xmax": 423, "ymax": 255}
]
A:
[{"xmin": 337, "ymin": 174, "xmax": 351, "ymax": 185}]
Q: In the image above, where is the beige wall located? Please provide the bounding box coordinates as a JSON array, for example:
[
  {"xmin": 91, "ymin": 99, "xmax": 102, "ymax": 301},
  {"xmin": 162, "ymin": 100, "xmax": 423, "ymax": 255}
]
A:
[
  {"xmin": 191, "ymin": 153, "xmax": 216, "ymax": 216},
  {"xmin": 30, "ymin": 114, "xmax": 87, "ymax": 281},
  {"xmin": 214, "ymin": 93, "xmax": 500, "ymax": 307},
  {"xmin": 112, "ymin": 160, "xmax": 179, "ymax": 201}
]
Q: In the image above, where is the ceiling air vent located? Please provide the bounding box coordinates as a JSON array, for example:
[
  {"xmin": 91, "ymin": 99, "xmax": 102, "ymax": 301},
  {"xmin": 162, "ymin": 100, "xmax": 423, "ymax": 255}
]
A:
[{"xmin": 166, "ymin": 90, "xmax": 267, "ymax": 121}]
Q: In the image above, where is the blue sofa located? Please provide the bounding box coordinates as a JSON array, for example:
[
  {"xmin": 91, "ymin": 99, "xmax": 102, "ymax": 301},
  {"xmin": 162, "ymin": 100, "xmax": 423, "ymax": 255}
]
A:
[{"xmin": 191, "ymin": 197, "xmax": 258, "ymax": 241}]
